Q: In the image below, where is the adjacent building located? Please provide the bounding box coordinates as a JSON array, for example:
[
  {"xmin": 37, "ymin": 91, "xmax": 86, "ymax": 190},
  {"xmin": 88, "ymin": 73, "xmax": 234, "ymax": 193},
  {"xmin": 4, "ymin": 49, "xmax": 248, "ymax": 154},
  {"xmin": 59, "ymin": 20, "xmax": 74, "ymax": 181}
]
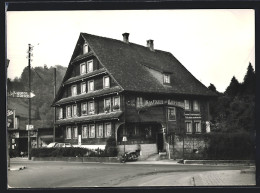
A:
[{"xmin": 52, "ymin": 33, "xmax": 216, "ymax": 159}]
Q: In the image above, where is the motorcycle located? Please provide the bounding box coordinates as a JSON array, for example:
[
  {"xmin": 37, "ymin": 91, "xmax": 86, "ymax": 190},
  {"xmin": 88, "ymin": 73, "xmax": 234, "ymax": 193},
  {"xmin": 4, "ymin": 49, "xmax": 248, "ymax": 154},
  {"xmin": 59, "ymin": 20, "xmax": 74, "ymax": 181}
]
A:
[{"xmin": 120, "ymin": 151, "xmax": 139, "ymax": 163}]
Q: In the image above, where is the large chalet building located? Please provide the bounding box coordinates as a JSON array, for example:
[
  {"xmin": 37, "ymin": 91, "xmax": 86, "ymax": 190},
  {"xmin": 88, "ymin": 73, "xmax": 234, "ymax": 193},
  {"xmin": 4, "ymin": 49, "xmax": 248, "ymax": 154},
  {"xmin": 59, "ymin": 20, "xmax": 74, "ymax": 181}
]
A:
[{"xmin": 52, "ymin": 33, "xmax": 216, "ymax": 159}]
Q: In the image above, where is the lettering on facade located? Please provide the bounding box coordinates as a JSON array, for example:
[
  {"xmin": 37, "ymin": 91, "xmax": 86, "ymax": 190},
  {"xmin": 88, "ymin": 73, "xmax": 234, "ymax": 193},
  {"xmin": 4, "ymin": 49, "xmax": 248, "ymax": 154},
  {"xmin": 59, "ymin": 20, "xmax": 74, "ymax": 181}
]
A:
[
  {"xmin": 168, "ymin": 100, "xmax": 184, "ymax": 108},
  {"xmin": 143, "ymin": 99, "xmax": 164, "ymax": 107}
]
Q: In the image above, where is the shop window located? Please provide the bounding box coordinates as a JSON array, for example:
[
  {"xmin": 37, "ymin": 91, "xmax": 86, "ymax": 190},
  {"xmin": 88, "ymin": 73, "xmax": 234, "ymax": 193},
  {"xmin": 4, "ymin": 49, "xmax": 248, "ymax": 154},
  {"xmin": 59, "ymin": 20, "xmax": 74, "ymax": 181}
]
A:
[
  {"xmin": 89, "ymin": 124, "xmax": 95, "ymax": 138},
  {"xmin": 71, "ymin": 85, "xmax": 77, "ymax": 96},
  {"xmin": 184, "ymin": 100, "xmax": 191, "ymax": 110},
  {"xmin": 104, "ymin": 98, "xmax": 111, "ymax": 112},
  {"xmin": 81, "ymin": 82, "xmax": 86, "ymax": 93},
  {"xmin": 168, "ymin": 107, "xmax": 176, "ymax": 121},
  {"xmin": 103, "ymin": 76, "xmax": 110, "ymax": 88},
  {"xmin": 97, "ymin": 124, "xmax": 103, "ymax": 138},
  {"xmin": 163, "ymin": 74, "xmax": 170, "ymax": 84},
  {"xmin": 66, "ymin": 105, "xmax": 71, "ymax": 118},
  {"xmin": 58, "ymin": 108, "xmax": 63, "ymax": 119},
  {"xmin": 185, "ymin": 121, "xmax": 192, "ymax": 133},
  {"xmin": 193, "ymin": 100, "xmax": 200, "ymax": 112},
  {"xmin": 88, "ymin": 80, "xmax": 94, "ymax": 92},
  {"xmin": 72, "ymin": 104, "xmax": 77, "ymax": 117},
  {"xmin": 82, "ymin": 125, "xmax": 88, "ymax": 138},
  {"xmin": 72, "ymin": 127, "xmax": 78, "ymax": 139},
  {"xmin": 80, "ymin": 63, "xmax": 86, "ymax": 74},
  {"xmin": 81, "ymin": 102, "xmax": 87, "ymax": 115},
  {"xmin": 136, "ymin": 97, "xmax": 143, "ymax": 108},
  {"xmin": 66, "ymin": 127, "xmax": 71, "ymax": 139},
  {"xmin": 112, "ymin": 96, "xmax": 120, "ymax": 111},
  {"xmin": 194, "ymin": 121, "xmax": 201, "ymax": 133},
  {"xmin": 88, "ymin": 101, "xmax": 95, "ymax": 114},
  {"xmin": 87, "ymin": 60, "xmax": 93, "ymax": 73},
  {"xmin": 105, "ymin": 123, "xmax": 112, "ymax": 138}
]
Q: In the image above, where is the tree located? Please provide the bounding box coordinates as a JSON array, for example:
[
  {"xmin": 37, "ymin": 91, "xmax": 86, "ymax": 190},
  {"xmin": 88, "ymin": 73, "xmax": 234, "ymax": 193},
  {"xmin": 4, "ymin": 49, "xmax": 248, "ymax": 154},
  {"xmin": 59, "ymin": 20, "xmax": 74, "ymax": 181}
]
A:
[
  {"xmin": 224, "ymin": 76, "xmax": 241, "ymax": 96},
  {"xmin": 241, "ymin": 63, "xmax": 255, "ymax": 95},
  {"xmin": 208, "ymin": 83, "xmax": 217, "ymax": 93}
]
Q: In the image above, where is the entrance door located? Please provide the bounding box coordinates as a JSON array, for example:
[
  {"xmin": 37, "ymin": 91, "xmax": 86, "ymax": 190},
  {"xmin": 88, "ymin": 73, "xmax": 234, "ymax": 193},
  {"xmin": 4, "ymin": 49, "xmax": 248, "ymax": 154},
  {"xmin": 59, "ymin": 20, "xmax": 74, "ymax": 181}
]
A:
[{"xmin": 157, "ymin": 133, "xmax": 164, "ymax": 153}]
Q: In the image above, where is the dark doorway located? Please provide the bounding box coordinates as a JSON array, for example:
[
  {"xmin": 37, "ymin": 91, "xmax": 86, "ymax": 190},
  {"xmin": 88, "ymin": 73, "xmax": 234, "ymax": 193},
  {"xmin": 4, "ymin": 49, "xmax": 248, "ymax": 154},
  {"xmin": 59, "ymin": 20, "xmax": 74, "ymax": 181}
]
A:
[{"xmin": 157, "ymin": 133, "xmax": 164, "ymax": 153}]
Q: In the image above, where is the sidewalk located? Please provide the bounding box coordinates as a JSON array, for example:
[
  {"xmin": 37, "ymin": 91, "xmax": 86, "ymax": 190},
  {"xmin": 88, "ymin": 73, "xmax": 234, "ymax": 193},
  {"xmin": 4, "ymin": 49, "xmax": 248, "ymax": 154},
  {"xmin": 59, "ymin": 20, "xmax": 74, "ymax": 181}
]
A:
[{"xmin": 191, "ymin": 168, "xmax": 256, "ymax": 186}]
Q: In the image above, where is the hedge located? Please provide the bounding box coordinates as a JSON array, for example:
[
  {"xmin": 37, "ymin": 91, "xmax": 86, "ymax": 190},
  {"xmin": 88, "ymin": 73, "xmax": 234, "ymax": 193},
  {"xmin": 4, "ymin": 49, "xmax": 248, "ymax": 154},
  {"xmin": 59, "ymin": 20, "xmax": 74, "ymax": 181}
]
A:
[{"xmin": 204, "ymin": 131, "xmax": 255, "ymax": 160}]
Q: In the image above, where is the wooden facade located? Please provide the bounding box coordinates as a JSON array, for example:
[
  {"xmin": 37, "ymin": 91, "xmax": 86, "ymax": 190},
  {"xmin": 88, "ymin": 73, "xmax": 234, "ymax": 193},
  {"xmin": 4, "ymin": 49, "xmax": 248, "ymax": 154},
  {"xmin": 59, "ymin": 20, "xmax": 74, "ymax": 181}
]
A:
[{"xmin": 53, "ymin": 33, "xmax": 216, "ymax": 159}]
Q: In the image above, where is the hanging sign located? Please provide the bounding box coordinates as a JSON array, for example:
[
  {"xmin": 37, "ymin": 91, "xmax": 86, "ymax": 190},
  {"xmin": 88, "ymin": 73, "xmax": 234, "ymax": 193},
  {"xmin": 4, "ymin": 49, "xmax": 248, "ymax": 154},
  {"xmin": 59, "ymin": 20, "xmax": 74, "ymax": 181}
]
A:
[
  {"xmin": 7, "ymin": 109, "xmax": 15, "ymax": 129},
  {"xmin": 26, "ymin": 125, "xmax": 34, "ymax": 130}
]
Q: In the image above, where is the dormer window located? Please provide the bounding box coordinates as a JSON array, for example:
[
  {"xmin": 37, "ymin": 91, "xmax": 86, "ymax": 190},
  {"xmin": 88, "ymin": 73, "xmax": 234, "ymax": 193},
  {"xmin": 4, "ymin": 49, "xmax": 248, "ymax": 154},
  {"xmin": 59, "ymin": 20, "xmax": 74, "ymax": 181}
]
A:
[
  {"xmin": 103, "ymin": 76, "xmax": 110, "ymax": 88},
  {"xmin": 71, "ymin": 85, "xmax": 77, "ymax": 96},
  {"xmin": 163, "ymin": 74, "xmax": 170, "ymax": 84},
  {"xmin": 80, "ymin": 63, "xmax": 86, "ymax": 74},
  {"xmin": 83, "ymin": 43, "xmax": 89, "ymax": 54},
  {"xmin": 87, "ymin": 60, "xmax": 93, "ymax": 73}
]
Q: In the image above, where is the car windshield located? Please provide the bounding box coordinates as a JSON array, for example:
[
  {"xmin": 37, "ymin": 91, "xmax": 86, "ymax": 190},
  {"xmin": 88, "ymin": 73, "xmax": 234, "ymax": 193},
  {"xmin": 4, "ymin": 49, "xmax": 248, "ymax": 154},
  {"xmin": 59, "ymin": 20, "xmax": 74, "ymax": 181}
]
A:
[{"xmin": 47, "ymin": 142, "xmax": 56, "ymax": 147}]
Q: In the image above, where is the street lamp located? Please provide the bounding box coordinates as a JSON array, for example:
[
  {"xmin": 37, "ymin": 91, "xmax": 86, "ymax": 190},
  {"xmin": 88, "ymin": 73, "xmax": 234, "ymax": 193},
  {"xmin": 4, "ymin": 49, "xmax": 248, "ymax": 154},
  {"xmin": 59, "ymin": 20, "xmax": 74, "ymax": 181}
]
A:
[{"xmin": 122, "ymin": 136, "xmax": 127, "ymax": 155}]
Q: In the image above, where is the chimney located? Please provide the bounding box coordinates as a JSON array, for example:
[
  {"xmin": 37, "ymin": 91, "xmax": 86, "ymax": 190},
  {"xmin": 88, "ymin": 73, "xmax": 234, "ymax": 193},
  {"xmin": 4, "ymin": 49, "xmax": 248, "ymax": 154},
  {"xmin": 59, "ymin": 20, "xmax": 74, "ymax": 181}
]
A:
[
  {"xmin": 122, "ymin": 33, "xmax": 129, "ymax": 43},
  {"xmin": 147, "ymin": 39, "xmax": 154, "ymax": 51}
]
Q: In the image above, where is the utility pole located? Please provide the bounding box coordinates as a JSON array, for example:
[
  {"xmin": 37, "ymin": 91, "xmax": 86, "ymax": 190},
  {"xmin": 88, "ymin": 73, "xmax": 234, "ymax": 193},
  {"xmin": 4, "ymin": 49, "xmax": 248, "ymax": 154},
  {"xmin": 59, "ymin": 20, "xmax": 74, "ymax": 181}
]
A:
[
  {"xmin": 53, "ymin": 68, "xmax": 56, "ymax": 142},
  {"xmin": 28, "ymin": 44, "xmax": 32, "ymax": 160}
]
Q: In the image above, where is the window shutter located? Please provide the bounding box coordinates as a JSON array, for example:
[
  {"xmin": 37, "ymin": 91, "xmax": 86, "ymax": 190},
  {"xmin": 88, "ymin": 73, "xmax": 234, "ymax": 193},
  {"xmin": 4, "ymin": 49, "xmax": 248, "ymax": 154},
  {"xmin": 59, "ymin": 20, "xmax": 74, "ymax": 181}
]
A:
[
  {"xmin": 94, "ymin": 101, "xmax": 99, "ymax": 114},
  {"xmin": 77, "ymin": 83, "xmax": 81, "ymax": 94},
  {"xmin": 68, "ymin": 86, "xmax": 72, "ymax": 97},
  {"xmin": 78, "ymin": 104, "xmax": 81, "ymax": 116},
  {"xmin": 63, "ymin": 106, "xmax": 66, "ymax": 118}
]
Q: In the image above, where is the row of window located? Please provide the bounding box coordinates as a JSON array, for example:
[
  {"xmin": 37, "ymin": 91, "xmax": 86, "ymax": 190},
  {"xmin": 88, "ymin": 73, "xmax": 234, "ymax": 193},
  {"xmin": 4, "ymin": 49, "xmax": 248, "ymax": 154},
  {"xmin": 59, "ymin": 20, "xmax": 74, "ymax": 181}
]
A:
[
  {"xmin": 66, "ymin": 122, "xmax": 112, "ymax": 139},
  {"xmin": 80, "ymin": 60, "xmax": 93, "ymax": 74},
  {"xmin": 71, "ymin": 76, "xmax": 110, "ymax": 97},
  {"xmin": 58, "ymin": 96, "xmax": 120, "ymax": 119},
  {"xmin": 184, "ymin": 100, "xmax": 200, "ymax": 111},
  {"xmin": 185, "ymin": 120, "xmax": 201, "ymax": 133}
]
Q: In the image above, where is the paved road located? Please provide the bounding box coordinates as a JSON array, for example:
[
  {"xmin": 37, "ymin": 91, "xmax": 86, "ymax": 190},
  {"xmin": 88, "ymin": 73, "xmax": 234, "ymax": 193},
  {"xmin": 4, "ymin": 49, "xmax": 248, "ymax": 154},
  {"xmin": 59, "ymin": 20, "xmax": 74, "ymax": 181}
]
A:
[{"xmin": 8, "ymin": 159, "xmax": 255, "ymax": 188}]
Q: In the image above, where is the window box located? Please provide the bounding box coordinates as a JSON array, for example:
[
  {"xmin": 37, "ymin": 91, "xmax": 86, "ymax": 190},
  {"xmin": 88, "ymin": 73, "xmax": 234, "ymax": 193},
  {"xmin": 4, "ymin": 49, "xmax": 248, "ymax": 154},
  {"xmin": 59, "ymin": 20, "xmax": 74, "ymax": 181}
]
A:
[
  {"xmin": 104, "ymin": 106, "xmax": 111, "ymax": 113},
  {"xmin": 112, "ymin": 104, "xmax": 120, "ymax": 110}
]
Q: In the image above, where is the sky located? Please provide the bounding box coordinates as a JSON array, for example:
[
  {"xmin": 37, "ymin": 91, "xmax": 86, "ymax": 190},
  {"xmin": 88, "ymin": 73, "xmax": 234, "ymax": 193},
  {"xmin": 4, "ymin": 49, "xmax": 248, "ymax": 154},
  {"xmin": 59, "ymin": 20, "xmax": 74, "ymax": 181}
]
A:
[{"xmin": 6, "ymin": 9, "xmax": 255, "ymax": 92}]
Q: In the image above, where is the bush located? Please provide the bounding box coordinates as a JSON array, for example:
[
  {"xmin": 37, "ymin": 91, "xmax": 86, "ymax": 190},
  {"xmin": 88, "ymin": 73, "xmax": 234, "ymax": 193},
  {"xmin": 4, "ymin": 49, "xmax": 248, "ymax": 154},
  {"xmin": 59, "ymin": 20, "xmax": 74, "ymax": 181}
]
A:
[
  {"xmin": 204, "ymin": 132, "xmax": 255, "ymax": 160},
  {"xmin": 104, "ymin": 137, "xmax": 118, "ymax": 157}
]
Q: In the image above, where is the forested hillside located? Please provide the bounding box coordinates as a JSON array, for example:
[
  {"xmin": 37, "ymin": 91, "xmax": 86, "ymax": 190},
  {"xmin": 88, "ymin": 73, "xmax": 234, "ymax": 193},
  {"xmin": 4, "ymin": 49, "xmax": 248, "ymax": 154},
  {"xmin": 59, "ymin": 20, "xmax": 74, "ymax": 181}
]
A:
[
  {"xmin": 7, "ymin": 65, "xmax": 67, "ymax": 125},
  {"xmin": 208, "ymin": 63, "xmax": 255, "ymax": 133}
]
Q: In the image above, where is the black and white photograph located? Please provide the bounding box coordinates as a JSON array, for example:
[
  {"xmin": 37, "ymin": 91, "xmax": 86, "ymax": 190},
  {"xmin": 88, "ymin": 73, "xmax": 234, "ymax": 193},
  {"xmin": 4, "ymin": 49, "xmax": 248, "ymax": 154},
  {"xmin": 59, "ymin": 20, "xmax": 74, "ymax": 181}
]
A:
[{"xmin": 6, "ymin": 8, "xmax": 256, "ymax": 188}]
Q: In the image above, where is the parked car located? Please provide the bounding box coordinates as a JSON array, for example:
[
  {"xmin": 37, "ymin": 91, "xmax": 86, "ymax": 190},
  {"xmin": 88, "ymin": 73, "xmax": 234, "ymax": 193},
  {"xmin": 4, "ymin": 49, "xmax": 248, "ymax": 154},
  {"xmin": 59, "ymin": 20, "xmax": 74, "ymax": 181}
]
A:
[
  {"xmin": 54, "ymin": 143, "xmax": 73, "ymax": 148},
  {"xmin": 46, "ymin": 142, "xmax": 58, "ymax": 148}
]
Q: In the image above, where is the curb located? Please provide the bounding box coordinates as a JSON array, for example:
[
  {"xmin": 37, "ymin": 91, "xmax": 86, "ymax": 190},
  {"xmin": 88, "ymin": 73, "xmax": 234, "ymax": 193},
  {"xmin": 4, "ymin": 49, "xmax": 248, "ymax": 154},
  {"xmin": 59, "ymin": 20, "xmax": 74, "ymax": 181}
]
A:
[{"xmin": 8, "ymin": 166, "xmax": 27, "ymax": 171}]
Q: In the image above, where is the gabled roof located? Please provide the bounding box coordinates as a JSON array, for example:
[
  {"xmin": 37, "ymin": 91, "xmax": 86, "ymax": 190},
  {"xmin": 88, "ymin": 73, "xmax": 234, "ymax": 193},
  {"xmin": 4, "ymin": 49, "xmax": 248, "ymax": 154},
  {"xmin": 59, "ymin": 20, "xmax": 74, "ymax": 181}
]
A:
[
  {"xmin": 53, "ymin": 33, "xmax": 216, "ymax": 105},
  {"xmin": 81, "ymin": 33, "xmax": 216, "ymax": 97}
]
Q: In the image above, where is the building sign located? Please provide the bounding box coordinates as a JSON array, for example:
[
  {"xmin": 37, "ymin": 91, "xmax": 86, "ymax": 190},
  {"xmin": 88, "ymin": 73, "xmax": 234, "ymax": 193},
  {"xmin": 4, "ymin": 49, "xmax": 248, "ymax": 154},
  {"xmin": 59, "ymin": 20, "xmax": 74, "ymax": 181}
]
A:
[
  {"xmin": 7, "ymin": 109, "xmax": 15, "ymax": 129},
  {"xmin": 8, "ymin": 91, "xmax": 35, "ymax": 98},
  {"xmin": 26, "ymin": 125, "xmax": 34, "ymax": 130},
  {"xmin": 10, "ymin": 132, "xmax": 19, "ymax": 138},
  {"xmin": 143, "ymin": 99, "xmax": 164, "ymax": 107},
  {"xmin": 168, "ymin": 100, "xmax": 184, "ymax": 108}
]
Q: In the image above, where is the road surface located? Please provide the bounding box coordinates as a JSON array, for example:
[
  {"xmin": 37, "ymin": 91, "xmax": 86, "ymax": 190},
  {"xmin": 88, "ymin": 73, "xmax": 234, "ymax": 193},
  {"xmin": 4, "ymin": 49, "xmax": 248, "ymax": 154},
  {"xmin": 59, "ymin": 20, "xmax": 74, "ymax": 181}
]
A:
[{"xmin": 7, "ymin": 158, "xmax": 255, "ymax": 188}]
